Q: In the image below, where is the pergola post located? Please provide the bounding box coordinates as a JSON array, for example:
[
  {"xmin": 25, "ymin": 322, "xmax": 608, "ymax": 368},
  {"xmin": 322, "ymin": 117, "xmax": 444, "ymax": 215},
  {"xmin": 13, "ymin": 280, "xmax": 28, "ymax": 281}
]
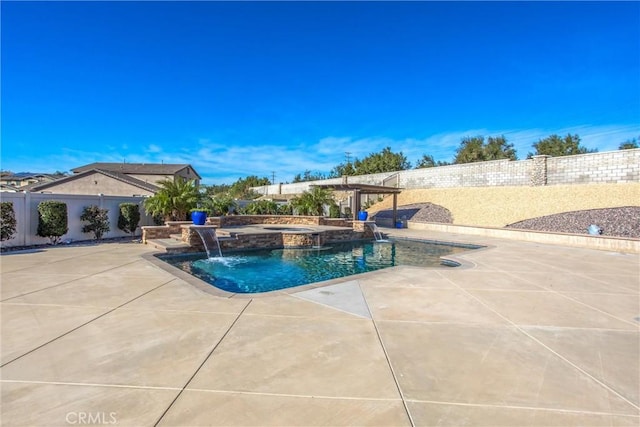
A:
[
  {"xmin": 392, "ymin": 193, "xmax": 398, "ymax": 226},
  {"xmin": 353, "ymin": 189, "xmax": 361, "ymax": 220},
  {"xmin": 311, "ymin": 183, "xmax": 402, "ymax": 224}
]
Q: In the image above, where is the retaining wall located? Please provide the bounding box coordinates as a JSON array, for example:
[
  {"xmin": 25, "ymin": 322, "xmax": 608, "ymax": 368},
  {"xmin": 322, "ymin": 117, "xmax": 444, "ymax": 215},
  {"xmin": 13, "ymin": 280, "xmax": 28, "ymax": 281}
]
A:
[
  {"xmin": 407, "ymin": 222, "xmax": 640, "ymax": 254},
  {"xmin": 252, "ymin": 149, "xmax": 640, "ymax": 195}
]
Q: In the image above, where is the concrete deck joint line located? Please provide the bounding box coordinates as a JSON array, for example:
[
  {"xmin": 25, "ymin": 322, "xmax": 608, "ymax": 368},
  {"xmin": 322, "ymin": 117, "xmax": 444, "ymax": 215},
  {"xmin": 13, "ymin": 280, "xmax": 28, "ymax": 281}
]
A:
[
  {"xmin": 1, "ymin": 235, "xmax": 637, "ymax": 425},
  {"xmin": 0, "ymin": 278, "xmax": 175, "ymax": 368},
  {"xmin": 500, "ymin": 269, "xmax": 640, "ymax": 328},
  {"xmin": 0, "ymin": 379, "xmax": 183, "ymax": 391},
  {"xmin": 404, "ymin": 398, "xmax": 640, "ymax": 417},
  {"xmin": 0, "ymin": 258, "xmax": 146, "ymax": 302},
  {"xmin": 360, "ymin": 282, "xmax": 416, "ymax": 427},
  {"xmin": 153, "ymin": 299, "xmax": 253, "ymax": 427},
  {"xmin": 435, "ymin": 269, "xmax": 640, "ymax": 412},
  {"xmin": 186, "ymin": 387, "xmax": 406, "ymax": 401}
]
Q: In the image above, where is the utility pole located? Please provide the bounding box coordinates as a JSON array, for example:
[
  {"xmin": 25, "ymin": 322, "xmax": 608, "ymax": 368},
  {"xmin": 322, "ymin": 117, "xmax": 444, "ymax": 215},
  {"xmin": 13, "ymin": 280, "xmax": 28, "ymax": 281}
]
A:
[
  {"xmin": 271, "ymin": 171, "xmax": 276, "ymax": 184},
  {"xmin": 345, "ymin": 152, "xmax": 351, "ymax": 164}
]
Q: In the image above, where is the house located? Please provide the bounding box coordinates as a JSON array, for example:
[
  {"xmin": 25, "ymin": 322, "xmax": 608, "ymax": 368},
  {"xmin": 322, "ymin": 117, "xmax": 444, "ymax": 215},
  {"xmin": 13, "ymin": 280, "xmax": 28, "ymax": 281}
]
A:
[
  {"xmin": 29, "ymin": 163, "xmax": 201, "ymax": 196},
  {"xmin": 0, "ymin": 172, "xmax": 59, "ymax": 191}
]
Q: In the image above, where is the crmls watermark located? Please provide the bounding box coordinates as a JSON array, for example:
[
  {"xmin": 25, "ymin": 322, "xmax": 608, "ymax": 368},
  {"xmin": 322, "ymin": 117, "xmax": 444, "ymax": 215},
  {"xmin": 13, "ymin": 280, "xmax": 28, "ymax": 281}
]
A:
[{"xmin": 65, "ymin": 412, "xmax": 117, "ymax": 425}]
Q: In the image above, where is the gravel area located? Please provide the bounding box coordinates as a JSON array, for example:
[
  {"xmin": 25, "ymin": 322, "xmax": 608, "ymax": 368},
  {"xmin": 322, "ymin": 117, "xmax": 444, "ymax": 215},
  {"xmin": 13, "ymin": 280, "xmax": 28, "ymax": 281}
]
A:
[
  {"xmin": 372, "ymin": 203, "xmax": 453, "ymax": 224},
  {"xmin": 374, "ymin": 204, "xmax": 639, "ymax": 239},
  {"xmin": 505, "ymin": 206, "xmax": 640, "ymax": 238}
]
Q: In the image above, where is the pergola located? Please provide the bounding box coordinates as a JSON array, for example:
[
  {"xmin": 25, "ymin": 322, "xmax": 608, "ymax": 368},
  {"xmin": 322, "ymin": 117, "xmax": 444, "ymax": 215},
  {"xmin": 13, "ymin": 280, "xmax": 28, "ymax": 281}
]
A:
[{"xmin": 311, "ymin": 183, "xmax": 403, "ymax": 224}]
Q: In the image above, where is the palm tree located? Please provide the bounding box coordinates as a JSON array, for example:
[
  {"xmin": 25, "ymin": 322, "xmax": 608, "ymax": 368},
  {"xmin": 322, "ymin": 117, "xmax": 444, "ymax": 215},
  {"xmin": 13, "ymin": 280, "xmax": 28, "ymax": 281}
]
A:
[
  {"xmin": 291, "ymin": 187, "xmax": 335, "ymax": 216},
  {"xmin": 144, "ymin": 177, "xmax": 200, "ymax": 221}
]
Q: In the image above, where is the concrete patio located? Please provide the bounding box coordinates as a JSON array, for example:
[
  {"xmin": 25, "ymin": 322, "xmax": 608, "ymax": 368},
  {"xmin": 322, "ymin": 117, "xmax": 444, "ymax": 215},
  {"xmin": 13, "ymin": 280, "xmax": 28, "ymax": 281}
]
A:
[{"xmin": 1, "ymin": 229, "xmax": 638, "ymax": 426}]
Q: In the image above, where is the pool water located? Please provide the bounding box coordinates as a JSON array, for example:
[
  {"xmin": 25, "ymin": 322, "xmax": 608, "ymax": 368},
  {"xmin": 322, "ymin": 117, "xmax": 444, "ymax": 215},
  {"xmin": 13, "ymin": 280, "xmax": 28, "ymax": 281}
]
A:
[{"xmin": 160, "ymin": 239, "xmax": 478, "ymax": 294}]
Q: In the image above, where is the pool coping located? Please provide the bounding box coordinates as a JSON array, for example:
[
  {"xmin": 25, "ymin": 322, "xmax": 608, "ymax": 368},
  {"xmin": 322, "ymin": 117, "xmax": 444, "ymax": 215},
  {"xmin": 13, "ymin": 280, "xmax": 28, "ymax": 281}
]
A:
[{"xmin": 142, "ymin": 238, "xmax": 487, "ymax": 299}]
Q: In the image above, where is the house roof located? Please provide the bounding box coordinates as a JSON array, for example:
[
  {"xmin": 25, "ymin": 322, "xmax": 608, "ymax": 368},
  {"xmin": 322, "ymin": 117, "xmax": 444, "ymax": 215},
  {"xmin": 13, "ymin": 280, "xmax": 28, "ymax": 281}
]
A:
[
  {"xmin": 0, "ymin": 183, "xmax": 20, "ymax": 192},
  {"xmin": 30, "ymin": 169, "xmax": 160, "ymax": 194},
  {"xmin": 1, "ymin": 172, "xmax": 59, "ymax": 180},
  {"xmin": 71, "ymin": 163, "xmax": 202, "ymax": 179}
]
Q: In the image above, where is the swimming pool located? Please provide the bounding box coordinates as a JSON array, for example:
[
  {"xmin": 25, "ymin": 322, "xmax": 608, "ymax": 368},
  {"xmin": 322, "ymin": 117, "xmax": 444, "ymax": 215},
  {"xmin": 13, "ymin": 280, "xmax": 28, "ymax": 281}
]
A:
[{"xmin": 159, "ymin": 239, "xmax": 480, "ymax": 294}]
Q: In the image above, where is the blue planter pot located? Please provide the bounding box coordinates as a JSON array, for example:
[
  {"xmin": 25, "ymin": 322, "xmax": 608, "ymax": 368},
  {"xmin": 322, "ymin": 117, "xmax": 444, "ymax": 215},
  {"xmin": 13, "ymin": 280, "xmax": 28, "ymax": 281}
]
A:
[
  {"xmin": 191, "ymin": 211, "xmax": 207, "ymax": 225},
  {"xmin": 358, "ymin": 211, "xmax": 368, "ymax": 221}
]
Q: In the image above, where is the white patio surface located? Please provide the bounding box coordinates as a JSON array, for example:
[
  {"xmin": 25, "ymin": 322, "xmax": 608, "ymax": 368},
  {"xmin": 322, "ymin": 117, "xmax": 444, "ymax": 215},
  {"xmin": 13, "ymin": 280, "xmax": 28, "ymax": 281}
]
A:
[{"xmin": 1, "ymin": 229, "xmax": 638, "ymax": 426}]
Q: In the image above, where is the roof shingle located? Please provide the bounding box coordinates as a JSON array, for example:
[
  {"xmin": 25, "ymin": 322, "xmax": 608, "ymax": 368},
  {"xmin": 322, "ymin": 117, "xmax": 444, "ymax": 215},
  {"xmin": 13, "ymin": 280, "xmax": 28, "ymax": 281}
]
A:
[{"xmin": 71, "ymin": 162, "xmax": 200, "ymax": 178}]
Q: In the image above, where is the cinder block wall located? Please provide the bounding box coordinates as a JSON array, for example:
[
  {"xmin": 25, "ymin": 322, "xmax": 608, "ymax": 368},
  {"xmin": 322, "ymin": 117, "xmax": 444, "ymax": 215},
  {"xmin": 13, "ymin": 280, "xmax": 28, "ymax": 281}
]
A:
[{"xmin": 252, "ymin": 149, "xmax": 640, "ymax": 195}]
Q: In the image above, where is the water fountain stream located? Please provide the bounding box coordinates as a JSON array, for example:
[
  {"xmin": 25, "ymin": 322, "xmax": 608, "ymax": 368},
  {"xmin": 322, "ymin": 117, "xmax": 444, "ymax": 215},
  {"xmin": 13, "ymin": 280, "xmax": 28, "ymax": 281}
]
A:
[
  {"xmin": 194, "ymin": 227, "xmax": 223, "ymax": 258},
  {"xmin": 367, "ymin": 222, "xmax": 388, "ymax": 242}
]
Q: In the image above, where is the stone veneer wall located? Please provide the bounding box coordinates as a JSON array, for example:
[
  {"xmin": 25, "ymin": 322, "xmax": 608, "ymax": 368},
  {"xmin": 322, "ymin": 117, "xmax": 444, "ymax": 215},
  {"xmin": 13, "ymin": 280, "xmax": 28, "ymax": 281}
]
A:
[
  {"xmin": 215, "ymin": 215, "xmax": 323, "ymax": 226},
  {"xmin": 161, "ymin": 222, "xmax": 372, "ymax": 251},
  {"xmin": 221, "ymin": 233, "xmax": 283, "ymax": 251},
  {"xmin": 142, "ymin": 221, "xmax": 191, "ymax": 243},
  {"xmin": 143, "ymin": 216, "xmax": 374, "ymax": 247}
]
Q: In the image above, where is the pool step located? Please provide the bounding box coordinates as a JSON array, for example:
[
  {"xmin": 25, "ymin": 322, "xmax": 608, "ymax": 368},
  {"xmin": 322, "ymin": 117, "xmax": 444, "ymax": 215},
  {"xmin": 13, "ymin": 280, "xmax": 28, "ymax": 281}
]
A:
[
  {"xmin": 146, "ymin": 238, "xmax": 193, "ymax": 254},
  {"xmin": 148, "ymin": 230, "xmax": 238, "ymax": 254}
]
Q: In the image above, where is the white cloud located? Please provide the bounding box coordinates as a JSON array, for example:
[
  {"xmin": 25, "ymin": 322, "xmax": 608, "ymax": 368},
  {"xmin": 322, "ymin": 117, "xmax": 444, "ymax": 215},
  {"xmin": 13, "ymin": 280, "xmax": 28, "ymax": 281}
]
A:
[
  {"xmin": 145, "ymin": 144, "xmax": 163, "ymax": 153},
  {"xmin": 5, "ymin": 123, "xmax": 637, "ymax": 185}
]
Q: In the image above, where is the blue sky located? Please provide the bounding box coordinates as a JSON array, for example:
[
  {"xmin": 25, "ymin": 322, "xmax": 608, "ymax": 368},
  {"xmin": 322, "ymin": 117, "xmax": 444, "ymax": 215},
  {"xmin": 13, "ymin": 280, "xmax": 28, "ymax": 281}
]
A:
[{"xmin": 2, "ymin": 1, "xmax": 639, "ymax": 185}]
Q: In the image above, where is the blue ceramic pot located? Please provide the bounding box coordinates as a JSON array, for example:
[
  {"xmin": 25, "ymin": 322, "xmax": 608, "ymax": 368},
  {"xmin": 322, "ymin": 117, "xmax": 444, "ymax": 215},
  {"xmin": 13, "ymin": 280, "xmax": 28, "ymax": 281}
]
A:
[
  {"xmin": 191, "ymin": 211, "xmax": 207, "ymax": 225},
  {"xmin": 358, "ymin": 211, "xmax": 368, "ymax": 221}
]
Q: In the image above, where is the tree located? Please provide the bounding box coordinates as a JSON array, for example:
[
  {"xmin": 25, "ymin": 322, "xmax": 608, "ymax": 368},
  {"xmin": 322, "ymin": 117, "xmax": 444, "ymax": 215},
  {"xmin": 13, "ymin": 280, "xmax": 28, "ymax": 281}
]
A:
[
  {"xmin": 619, "ymin": 138, "xmax": 639, "ymax": 150},
  {"xmin": 81, "ymin": 205, "xmax": 110, "ymax": 240},
  {"xmin": 201, "ymin": 183, "xmax": 231, "ymax": 197},
  {"xmin": 484, "ymin": 136, "xmax": 517, "ymax": 160},
  {"xmin": 454, "ymin": 136, "xmax": 517, "ymax": 164},
  {"xmin": 1, "ymin": 202, "xmax": 17, "ymax": 241},
  {"xmin": 415, "ymin": 155, "xmax": 451, "ymax": 168},
  {"xmin": 328, "ymin": 162, "xmax": 356, "ymax": 178},
  {"xmin": 37, "ymin": 200, "xmax": 68, "ymax": 244},
  {"xmin": 291, "ymin": 187, "xmax": 335, "ymax": 216},
  {"xmin": 529, "ymin": 134, "xmax": 596, "ymax": 157},
  {"xmin": 353, "ymin": 147, "xmax": 411, "ymax": 174},
  {"xmin": 293, "ymin": 170, "xmax": 327, "ymax": 183},
  {"xmin": 144, "ymin": 177, "xmax": 200, "ymax": 221},
  {"xmin": 454, "ymin": 137, "xmax": 485, "ymax": 164},
  {"xmin": 229, "ymin": 175, "xmax": 270, "ymax": 199},
  {"xmin": 118, "ymin": 203, "xmax": 141, "ymax": 237}
]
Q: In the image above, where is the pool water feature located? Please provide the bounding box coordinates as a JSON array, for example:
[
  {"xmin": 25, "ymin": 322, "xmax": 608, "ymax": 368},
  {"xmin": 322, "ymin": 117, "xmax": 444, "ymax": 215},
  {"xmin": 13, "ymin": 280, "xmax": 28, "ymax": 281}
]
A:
[
  {"xmin": 193, "ymin": 227, "xmax": 222, "ymax": 258},
  {"xmin": 159, "ymin": 239, "xmax": 479, "ymax": 294}
]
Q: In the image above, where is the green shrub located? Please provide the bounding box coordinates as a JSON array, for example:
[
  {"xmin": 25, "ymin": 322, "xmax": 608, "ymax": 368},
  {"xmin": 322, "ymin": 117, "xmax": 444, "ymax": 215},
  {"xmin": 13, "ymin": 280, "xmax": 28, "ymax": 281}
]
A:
[
  {"xmin": 329, "ymin": 204, "xmax": 341, "ymax": 218},
  {"xmin": 37, "ymin": 200, "xmax": 68, "ymax": 244},
  {"xmin": 118, "ymin": 203, "xmax": 141, "ymax": 237},
  {"xmin": 81, "ymin": 205, "xmax": 110, "ymax": 240},
  {"xmin": 241, "ymin": 200, "xmax": 279, "ymax": 215},
  {"xmin": 277, "ymin": 203, "xmax": 293, "ymax": 215},
  {"xmin": 0, "ymin": 201, "xmax": 17, "ymax": 241},
  {"xmin": 202, "ymin": 194, "xmax": 236, "ymax": 216}
]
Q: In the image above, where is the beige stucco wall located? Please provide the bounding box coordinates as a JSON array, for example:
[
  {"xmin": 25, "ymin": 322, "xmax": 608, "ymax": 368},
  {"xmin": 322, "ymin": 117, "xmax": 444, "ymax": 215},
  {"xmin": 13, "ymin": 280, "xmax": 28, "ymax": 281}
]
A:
[
  {"xmin": 35, "ymin": 173, "xmax": 155, "ymax": 197},
  {"xmin": 128, "ymin": 168, "xmax": 199, "ymax": 186},
  {"xmin": 367, "ymin": 183, "xmax": 640, "ymax": 227},
  {"xmin": 127, "ymin": 173, "xmax": 174, "ymax": 185}
]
